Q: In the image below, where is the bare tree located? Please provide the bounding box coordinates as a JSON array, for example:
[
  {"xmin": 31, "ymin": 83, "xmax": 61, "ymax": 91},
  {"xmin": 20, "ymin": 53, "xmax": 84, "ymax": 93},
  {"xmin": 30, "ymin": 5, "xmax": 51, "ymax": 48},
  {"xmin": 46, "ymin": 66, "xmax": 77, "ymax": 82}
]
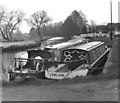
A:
[
  {"xmin": 0, "ymin": 5, "xmax": 6, "ymax": 23},
  {"xmin": 26, "ymin": 10, "xmax": 51, "ymax": 40},
  {"xmin": 0, "ymin": 5, "xmax": 6, "ymax": 39},
  {"xmin": 0, "ymin": 5, "xmax": 25, "ymax": 41}
]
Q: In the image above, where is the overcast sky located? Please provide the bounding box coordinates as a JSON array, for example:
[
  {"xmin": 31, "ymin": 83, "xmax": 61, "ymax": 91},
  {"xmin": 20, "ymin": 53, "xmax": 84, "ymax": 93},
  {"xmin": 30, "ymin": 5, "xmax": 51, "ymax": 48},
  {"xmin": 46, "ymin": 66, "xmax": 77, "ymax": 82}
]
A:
[{"xmin": 0, "ymin": 0, "xmax": 119, "ymax": 33}]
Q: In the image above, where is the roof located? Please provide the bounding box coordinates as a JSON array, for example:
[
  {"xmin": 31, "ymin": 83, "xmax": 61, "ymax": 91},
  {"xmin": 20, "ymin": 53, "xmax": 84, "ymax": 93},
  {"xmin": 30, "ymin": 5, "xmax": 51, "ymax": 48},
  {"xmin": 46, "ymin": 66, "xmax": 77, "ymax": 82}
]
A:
[
  {"xmin": 68, "ymin": 41, "xmax": 104, "ymax": 51},
  {"xmin": 45, "ymin": 38, "xmax": 86, "ymax": 50},
  {"xmin": 115, "ymin": 31, "xmax": 120, "ymax": 35},
  {"xmin": 47, "ymin": 37, "xmax": 64, "ymax": 41},
  {"xmin": 45, "ymin": 42, "xmax": 71, "ymax": 49}
]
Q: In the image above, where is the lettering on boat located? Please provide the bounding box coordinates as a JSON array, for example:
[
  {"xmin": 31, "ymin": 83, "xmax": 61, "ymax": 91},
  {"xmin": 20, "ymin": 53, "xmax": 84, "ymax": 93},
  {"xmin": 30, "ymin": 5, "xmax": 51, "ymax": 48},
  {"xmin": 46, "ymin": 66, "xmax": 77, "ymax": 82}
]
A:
[{"xmin": 49, "ymin": 72, "xmax": 66, "ymax": 77}]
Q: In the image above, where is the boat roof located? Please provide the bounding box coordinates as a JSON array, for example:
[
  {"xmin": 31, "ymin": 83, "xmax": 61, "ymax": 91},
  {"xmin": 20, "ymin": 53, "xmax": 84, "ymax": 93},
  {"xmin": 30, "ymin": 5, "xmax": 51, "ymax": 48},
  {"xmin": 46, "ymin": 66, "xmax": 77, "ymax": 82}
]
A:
[
  {"xmin": 45, "ymin": 38, "xmax": 86, "ymax": 50},
  {"xmin": 68, "ymin": 41, "xmax": 104, "ymax": 51},
  {"xmin": 45, "ymin": 42, "xmax": 71, "ymax": 49},
  {"xmin": 47, "ymin": 37, "xmax": 64, "ymax": 41}
]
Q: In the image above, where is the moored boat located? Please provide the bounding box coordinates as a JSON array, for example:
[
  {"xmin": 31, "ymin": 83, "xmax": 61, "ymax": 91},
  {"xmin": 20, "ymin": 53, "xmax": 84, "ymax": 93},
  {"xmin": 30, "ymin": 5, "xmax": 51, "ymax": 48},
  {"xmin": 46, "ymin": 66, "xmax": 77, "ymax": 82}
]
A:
[
  {"xmin": 7, "ymin": 39, "xmax": 109, "ymax": 81},
  {"xmin": 45, "ymin": 41, "xmax": 109, "ymax": 80},
  {"xmin": 6, "ymin": 38, "xmax": 87, "ymax": 81}
]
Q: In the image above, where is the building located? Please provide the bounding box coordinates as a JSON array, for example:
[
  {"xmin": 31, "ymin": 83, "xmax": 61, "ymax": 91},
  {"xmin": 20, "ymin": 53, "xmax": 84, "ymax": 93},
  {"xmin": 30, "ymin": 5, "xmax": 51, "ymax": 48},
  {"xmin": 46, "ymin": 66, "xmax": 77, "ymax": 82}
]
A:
[
  {"xmin": 96, "ymin": 25, "xmax": 109, "ymax": 33},
  {"xmin": 95, "ymin": 23, "xmax": 120, "ymax": 34}
]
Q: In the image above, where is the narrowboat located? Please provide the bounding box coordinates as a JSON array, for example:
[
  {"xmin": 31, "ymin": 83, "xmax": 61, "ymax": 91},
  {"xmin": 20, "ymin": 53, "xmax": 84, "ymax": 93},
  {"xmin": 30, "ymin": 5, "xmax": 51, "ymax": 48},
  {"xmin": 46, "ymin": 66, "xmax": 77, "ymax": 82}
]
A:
[
  {"xmin": 7, "ymin": 38, "xmax": 87, "ymax": 81},
  {"xmin": 45, "ymin": 41, "xmax": 110, "ymax": 80},
  {"xmin": 44, "ymin": 38, "xmax": 88, "ymax": 62}
]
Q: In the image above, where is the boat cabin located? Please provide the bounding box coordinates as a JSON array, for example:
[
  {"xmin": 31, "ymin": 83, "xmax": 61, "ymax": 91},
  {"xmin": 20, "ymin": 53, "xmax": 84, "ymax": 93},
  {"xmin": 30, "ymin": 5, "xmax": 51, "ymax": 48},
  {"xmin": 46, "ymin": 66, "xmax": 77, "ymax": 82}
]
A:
[
  {"xmin": 44, "ymin": 38, "xmax": 88, "ymax": 62},
  {"xmin": 61, "ymin": 41, "xmax": 109, "ymax": 69},
  {"xmin": 45, "ymin": 41, "xmax": 109, "ymax": 80}
]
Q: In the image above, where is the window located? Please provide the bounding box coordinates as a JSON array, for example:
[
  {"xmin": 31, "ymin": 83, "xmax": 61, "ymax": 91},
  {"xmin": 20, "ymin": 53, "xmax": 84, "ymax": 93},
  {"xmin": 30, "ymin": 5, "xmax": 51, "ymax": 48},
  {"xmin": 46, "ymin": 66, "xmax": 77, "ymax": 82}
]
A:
[
  {"xmin": 62, "ymin": 49, "xmax": 88, "ymax": 62},
  {"xmin": 100, "ymin": 45, "xmax": 106, "ymax": 54},
  {"xmin": 96, "ymin": 47, "xmax": 101, "ymax": 57},
  {"xmin": 100, "ymin": 46, "xmax": 103, "ymax": 54},
  {"xmin": 91, "ymin": 50, "xmax": 97, "ymax": 60}
]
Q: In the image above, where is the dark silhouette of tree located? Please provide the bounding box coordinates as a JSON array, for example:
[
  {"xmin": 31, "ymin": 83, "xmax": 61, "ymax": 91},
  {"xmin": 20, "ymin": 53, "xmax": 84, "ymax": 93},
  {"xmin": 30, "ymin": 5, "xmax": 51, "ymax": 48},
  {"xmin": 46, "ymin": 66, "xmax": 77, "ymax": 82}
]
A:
[
  {"xmin": 61, "ymin": 10, "xmax": 88, "ymax": 40},
  {"xmin": 39, "ymin": 22, "xmax": 63, "ymax": 37},
  {"xmin": 26, "ymin": 10, "xmax": 51, "ymax": 40},
  {"xmin": 81, "ymin": 26, "xmax": 87, "ymax": 34},
  {"xmin": 0, "ymin": 5, "xmax": 25, "ymax": 41},
  {"xmin": 61, "ymin": 17, "xmax": 79, "ymax": 40},
  {"xmin": 78, "ymin": 10, "xmax": 88, "ymax": 23},
  {"xmin": 78, "ymin": 10, "xmax": 88, "ymax": 33}
]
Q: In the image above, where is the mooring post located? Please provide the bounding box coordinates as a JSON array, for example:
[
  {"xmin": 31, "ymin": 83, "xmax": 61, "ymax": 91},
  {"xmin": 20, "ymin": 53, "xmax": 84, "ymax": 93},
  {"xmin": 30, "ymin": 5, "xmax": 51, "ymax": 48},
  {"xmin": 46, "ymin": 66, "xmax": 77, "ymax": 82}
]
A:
[{"xmin": 110, "ymin": 0, "xmax": 113, "ymax": 40}]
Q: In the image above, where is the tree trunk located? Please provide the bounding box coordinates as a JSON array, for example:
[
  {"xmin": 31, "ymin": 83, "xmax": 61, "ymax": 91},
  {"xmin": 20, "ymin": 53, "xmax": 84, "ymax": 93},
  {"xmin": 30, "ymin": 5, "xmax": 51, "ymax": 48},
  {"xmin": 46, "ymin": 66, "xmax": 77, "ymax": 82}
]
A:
[
  {"xmin": 1, "ymin": 32, "xmax": 12, "ymax": 41},
  {"xmin": 37, "ymin": 28, "xmax": 41, "ymax": 41},
  {"xmin": 8, "ymin": 32, "xmax": 13, "ymax": 41}
]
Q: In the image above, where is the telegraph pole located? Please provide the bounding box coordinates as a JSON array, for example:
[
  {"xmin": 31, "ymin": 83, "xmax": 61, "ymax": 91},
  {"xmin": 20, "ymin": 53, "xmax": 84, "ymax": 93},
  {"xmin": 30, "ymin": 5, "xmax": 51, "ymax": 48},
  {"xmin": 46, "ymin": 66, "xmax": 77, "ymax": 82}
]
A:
[{"xmin": 110, "ymin": 0, "xmax": 113, "ymax": 40}]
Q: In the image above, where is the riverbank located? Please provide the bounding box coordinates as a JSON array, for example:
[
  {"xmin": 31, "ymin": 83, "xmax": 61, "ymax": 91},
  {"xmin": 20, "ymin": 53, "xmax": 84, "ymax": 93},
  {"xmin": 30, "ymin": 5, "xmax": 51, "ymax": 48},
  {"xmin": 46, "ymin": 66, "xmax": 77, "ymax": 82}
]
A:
[
  {"xmin": 103, "ymin": 37, "xmax": 118, "ymax": 78},
  {"xmin": 0, "ymin": 36, "xmax": 52, "ymax": 52},
  {"xmin": 1, "ymin": 40, "xmax": 41, "ymax": 52},
  {"xmin": 93, "ymin": 37, "xmax": 113, "ymax": 47}
]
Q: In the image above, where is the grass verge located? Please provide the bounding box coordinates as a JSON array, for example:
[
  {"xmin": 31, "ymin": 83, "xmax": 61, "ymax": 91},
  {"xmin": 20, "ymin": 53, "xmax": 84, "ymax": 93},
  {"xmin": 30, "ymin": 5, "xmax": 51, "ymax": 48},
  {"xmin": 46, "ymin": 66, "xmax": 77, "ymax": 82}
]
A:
[{"xmin": 2, "ymin": 41, "xmax": 41, "ymax": 52}]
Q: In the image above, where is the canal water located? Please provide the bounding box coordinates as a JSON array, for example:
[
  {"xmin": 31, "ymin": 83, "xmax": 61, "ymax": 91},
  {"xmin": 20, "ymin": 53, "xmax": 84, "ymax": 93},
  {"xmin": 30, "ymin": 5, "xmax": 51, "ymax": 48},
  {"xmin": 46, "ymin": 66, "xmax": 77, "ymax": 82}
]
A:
[
  {"xmin": 1, "ymin": 49, "xmax": 27, "ymax": 81},
  {"xmin": 2, "ymin": 51, "xmax": 18, "ymax": 71}
]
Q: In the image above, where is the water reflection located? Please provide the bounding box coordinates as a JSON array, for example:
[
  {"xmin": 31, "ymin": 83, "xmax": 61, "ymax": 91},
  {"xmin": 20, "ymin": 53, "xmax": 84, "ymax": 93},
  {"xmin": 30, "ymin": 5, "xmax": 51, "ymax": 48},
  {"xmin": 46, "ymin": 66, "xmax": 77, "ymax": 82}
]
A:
[{"xmin": 2, "ymin": 50, "xmax": 27, "ymax": 73}]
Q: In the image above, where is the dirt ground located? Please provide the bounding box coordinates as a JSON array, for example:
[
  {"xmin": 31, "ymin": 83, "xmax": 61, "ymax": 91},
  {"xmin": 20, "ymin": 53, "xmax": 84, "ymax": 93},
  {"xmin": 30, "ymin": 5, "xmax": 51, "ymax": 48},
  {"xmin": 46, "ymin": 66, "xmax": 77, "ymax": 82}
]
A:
[{"xmin": 1, "ymin": 77, "xmax": 118, "ymax": 101}]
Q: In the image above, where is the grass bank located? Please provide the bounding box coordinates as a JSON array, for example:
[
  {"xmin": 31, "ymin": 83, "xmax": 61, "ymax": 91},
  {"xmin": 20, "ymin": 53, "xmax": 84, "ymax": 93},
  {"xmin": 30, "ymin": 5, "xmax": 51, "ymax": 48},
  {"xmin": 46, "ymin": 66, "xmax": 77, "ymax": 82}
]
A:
[
  {"xmin": 2, "ymin": 40, "xmax": 41, "ymax": 52},
  {"xmin": 1, "ymin": 36, "xmax": 52, "ymax": 52},
  {"xmin": 102, "ymin": 37, "xmax": 119, "ymax": 78},
  {"xmin": 93, "ymin": 37, "xmax": 113, "ymax": 47}
]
